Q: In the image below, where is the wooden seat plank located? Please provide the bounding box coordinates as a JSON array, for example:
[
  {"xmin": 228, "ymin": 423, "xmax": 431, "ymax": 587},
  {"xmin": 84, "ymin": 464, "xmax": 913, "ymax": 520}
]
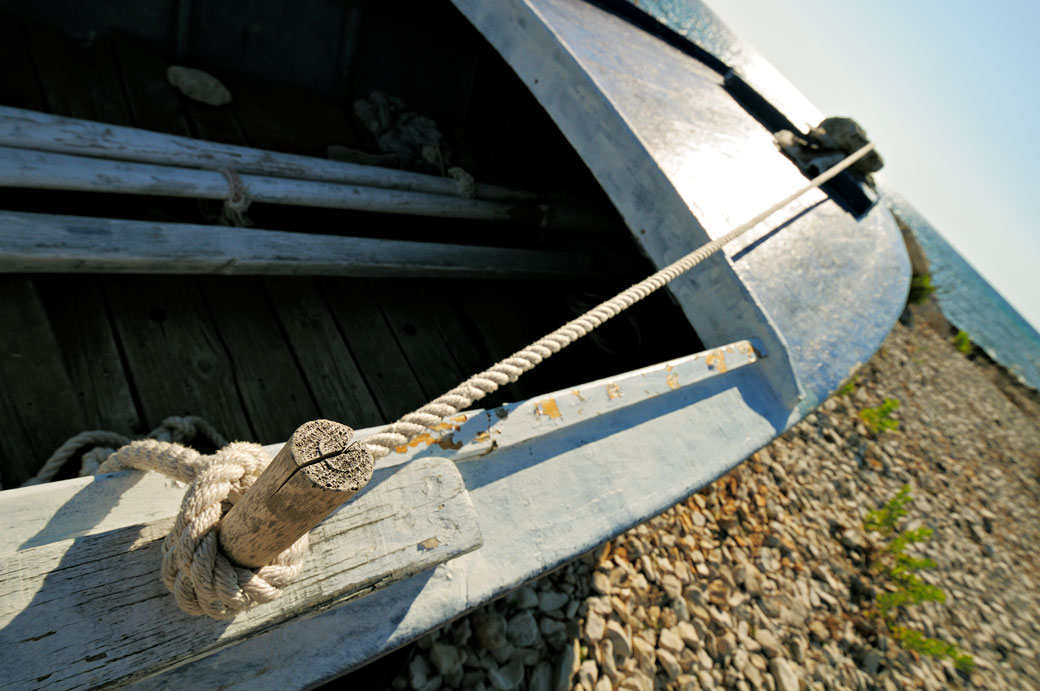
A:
[
  {"xmin": 200, "ymin": 277, "xmax": 321, "ymax": 442},
  {"xmin": 103, "ymin": 276, "xmax": 254, "ymax": 441},
  {"xmin": 263, "ymin": 277, "xmax": 384, "ymax": 428}
]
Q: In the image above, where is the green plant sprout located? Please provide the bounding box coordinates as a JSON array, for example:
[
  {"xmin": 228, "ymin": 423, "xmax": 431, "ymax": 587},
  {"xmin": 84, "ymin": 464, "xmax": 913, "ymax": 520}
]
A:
[
  {"xmin": 953, "ymin": 330, "xmax": 973, "ymax": 355},
  {"xmin": 838, "ymin": 375, "xmax": 860, "ymax": 396},
  {"xmin": 864, "ymin": 485, "xmax": 975, "ymax": 672},
  {"xmin": 860, "ymin": 398, "xmax": 900, "ymax": 434},
  {"xmin": 907, "ymin": 274, "xmax": 936, "ymax": 305}
]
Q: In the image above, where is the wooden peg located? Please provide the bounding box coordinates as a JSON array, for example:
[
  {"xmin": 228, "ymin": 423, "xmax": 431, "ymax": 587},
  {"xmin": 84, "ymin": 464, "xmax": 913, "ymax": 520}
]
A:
[{"xmin": 217, "ymin": 419, "xmax": 373, "ymax": 569}]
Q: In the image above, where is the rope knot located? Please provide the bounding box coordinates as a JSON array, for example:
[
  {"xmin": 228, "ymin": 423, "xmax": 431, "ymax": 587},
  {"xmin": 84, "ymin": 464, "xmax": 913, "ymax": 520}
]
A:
[{"xmin": 158, "ymin": 441, "xmax": 307, "ymax": 619}]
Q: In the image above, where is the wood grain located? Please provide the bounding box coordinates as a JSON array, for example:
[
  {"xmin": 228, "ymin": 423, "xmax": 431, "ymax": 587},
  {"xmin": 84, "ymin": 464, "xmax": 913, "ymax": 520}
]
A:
[
  {"xmin": 104, "ymin": 276, "xmax": 254, "ymax": 440},
  {"xmin": 218, "ymin": 419, "xmax": 373, "ymax": 568},
  {"xmin": 0, "ymin": 455, "xmax": 481, "ymax": 689},
  {"xmin": 263, "ymin": 277, "xmax": 383, "ymax": 427},
  {"xmin": 201, "ymin": 276, "xmax": 319, "ymax": 442},
  {"xmin": 34, "ymin": 275, "xmax": 142, "ymax": 434},
  {"xmin": 0, "ymin": 277, "xmax": 86, "ymax": 485},
  {"xmin": 321, "ymin": 279, "xmax": 429, "ymax": 420}
]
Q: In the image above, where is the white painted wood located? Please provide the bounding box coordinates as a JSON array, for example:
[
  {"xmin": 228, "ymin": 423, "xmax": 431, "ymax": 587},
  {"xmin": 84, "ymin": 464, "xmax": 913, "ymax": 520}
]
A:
[
  {"xmin": 0, "ymin": 146, "xmax": 533, "ymax": 222},
  {"xmin": 0, "ymin": 340, "xmax": 760, "ymax": 555},
  {"xmin": 0, "ymin": 456, "xmax": 481, "ymax": 690},
  {"xmin": 0, "ymin": 105, "xmax": 534, "ymax": 203},
  {"xmin": 0, "ymin": 210, "xmax": 598, "ymax": 278}
]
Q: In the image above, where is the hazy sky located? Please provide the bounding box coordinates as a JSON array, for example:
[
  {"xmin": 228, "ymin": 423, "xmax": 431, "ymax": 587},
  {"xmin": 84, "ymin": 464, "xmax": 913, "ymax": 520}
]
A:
[{"xmin": 702, "ymin": 0, "xmax": 1040, "ymax": 331}]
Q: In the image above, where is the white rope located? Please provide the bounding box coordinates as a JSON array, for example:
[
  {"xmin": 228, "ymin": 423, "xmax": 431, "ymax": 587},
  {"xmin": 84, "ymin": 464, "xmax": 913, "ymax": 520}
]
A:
[
  {"xmin": 362, "ymin": 144, "xmax": 877, "ymax": 461},
  {"xmin": 98, "ymin": 439, "xmax": 305, "ymax": 618},
  {"xmin": 219, "ymin": 167, "xmax": 252, "ymax": 226},
  {"xmin": 19, "ymin": 415, "xmax": 228, "ymax": 487}
]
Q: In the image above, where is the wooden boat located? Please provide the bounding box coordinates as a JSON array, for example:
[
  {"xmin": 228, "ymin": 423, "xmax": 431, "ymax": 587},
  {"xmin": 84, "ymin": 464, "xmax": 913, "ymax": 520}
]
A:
[{"xmin": 0, "ymin": 0, "xmax": 909, "ymax": 687}]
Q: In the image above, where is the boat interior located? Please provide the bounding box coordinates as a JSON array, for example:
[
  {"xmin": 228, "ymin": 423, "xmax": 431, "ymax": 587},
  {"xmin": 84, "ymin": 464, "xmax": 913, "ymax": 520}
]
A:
[{"xmin": 0, "ymin": 0, "xmax": 707, "ymax": 487}]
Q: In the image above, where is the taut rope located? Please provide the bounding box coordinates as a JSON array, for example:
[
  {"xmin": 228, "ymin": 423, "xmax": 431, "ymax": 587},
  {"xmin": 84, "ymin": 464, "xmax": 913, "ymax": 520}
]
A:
[
  {"xmin": 25, "ymin": 143, "xmax": 874, "ymax": 619},
  {"xmin": 362, "ymin": 143, "xmax": 877, "ymax": 461}
]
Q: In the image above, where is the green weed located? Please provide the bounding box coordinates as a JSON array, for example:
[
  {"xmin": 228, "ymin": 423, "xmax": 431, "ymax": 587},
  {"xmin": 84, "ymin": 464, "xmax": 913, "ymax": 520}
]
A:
[
  {"xmin": 907, "ymin": 274, "xmax": 936, "ymax": 305},
  {"xmin": 860, "ymin": 398, "xmax": 900, "ymax": 434},
  {"xmin": 864, "ymin": 485, "xmax": 975, "ymax": 672},
  {"xmin": 953, "ymin": 330, "xmax": 973, "ymax": 355}
]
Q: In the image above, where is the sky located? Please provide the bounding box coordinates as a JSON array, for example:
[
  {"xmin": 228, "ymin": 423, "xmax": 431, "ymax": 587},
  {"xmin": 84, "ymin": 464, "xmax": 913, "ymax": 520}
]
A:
[{"xmin": 702, "ymin": 0, "xmax": 1040, "ymax": 331}]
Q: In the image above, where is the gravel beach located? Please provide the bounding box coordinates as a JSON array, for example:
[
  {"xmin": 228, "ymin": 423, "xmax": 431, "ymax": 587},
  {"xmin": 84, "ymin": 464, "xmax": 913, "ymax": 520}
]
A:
[{"xmin": 384, "ymin": 313, "xmax": 1040, "ymax": 691}]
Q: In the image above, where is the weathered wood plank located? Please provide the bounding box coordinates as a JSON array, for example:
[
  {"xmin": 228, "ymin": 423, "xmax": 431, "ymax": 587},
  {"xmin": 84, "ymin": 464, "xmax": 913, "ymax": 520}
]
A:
[
  {"xmin": 0, "ymin": 146, "xmax": 552, "ymax": 223},
  {"xmin": 34, "ymin": 275, "xmax": 142, "ymax": 434},
  {"xmin": 201, "ymin": 277, "xmax": 320, "ymax": 443},
  {"xmin": 321, "ymin": 279, "xmax": 428, "ymax": 420},
  {"xmin": 0, "ymin": 455, "xmax": 481, "ymax": 690},
  {"xmin": 103, "ymin": 276, "xmax": 254, "ymax": 440},
  {"xmin": 0, "ymin": 210, "xmax": 598, "ymax": 278},
  {"xmin": 0, "ymin": 105, "xmax": 537, "ymax": 202},
  {"xmin": 263, "ymin": 278, "xmax": 384, "ymax": 428},
  {"xmin": 0, "ymin": 277, "xmax": 86, "ymax": 486}
]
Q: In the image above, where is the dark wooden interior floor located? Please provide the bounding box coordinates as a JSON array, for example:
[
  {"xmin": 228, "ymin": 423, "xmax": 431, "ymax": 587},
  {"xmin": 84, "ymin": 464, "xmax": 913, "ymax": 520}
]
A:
[{"xmin": 0, "ymin": 13, "xmax": 703, "ymax": 488}]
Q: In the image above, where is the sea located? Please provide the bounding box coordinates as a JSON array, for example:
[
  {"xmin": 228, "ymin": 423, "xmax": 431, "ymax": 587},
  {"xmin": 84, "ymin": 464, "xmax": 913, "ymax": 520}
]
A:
[{"xmin": 624, "ymin": 0, "xmax": 1040, "ymax": 391}]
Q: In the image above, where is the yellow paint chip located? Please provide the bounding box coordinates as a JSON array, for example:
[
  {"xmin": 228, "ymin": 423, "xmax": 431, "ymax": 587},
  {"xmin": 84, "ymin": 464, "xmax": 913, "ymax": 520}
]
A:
[
  {"xmin": 705, "ymin": 351, "xmax": 728, "ymax": 373},
  {"xmin": 606, "ymin": 383, "xmax": 622, "ymax": 400},
  {"xmin": 536, "ymin": 398, "xmax": 562, "ymax": 419},
  {"xmin": 666, "ymin": 373, "xmax": 680, "ymax": 390},
  {"xmin": 475, "ymin": 431, "xmax": 491, "ymax": 443},
  {"xmin": 572, "ymin": 389, "xmax": 585, "ymax": 402},
  {"xmin": 418, "ymin": 537, "xmax": 440, "ymax": 550}
]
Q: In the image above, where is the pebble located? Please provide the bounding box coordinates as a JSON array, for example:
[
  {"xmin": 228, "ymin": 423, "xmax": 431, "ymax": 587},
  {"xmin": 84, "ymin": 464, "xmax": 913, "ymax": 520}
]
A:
[
  {"xmin": 387, "ymin": 320, "xmax": 1040, "ymax": 691},
  {"xmin": 506, "ymin": 611, "xmax": 539, "ymax": 648}
]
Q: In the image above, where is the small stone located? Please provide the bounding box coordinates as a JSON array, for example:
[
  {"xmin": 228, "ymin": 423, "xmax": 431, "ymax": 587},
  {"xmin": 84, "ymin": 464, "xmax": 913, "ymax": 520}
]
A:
[
  {"xmin": 539, "ymin": 590, "xmax": 570, "ymax": 613},
  {"xmin": 507, "ymin": 611, "xmax": 539, "ymax": 648},
  {"xmin": 429, "ymin": 643, "xmax": 463, "ymax": 678},
  {"xmin": 540, "ymin": 617, "xmax": 568, "ymax": 649},
  {"xmin": 658, "ymin": 648, "xmax": 683, "ymax": 679},
  {"xmin": 658, "ymin": 627, "xmax": 685, "ymax": 655},
  {"xmin": 633, "ymin": 636, "xmax": 657, "ymax": 674},
  {"xmin": 528, "ymin": 662, "xmax": 552, "ymax": 691},
  {"xmin": 698, "ymin": 669, "xmax": 715, "ymax": 689},
  {"xmin": 707, "ymin": 580, "xmax": 730, "ymax": 608},
  {"xmin": 594, "ymin": 677, "xmax": 613, "ymax": 691},
  {"xmin": 606, "ymin": 620, "xmax": 633, "ymax": 657},
  {"xmin": 619, "ymin": 670, "xmax": 654, "ymax": 691},
  {"xmin": 676, "ymin": 674, "xmax": 698, "ymax": 691},
  {"xmin": 769, "ymin": 658, "xmax": 799, "ymax": 691},
  {"xmin": 715, "ymin": 632, "xmax": 737, "ymax": 659},
  {"xmin": 577, "ymin": 659, "xmax": 599, "ymax": 687},
  {"xmin": 553, "ymin": 639, "xmax": 580, "ymax": 691},
  {"xmin": 475, "ymin": 613, "xmax": 508, "ymax": 650},
  {"xmin": 585, "ymin": 611, "xmax": 606, "ymax": 642},
  {"xmin": 488, "ymin": 659, "xmax": 525, "ymax": 691},
  {"xmin": 808, "ymin": 620, "xmax": 829, "ymax": 642},
  {"xmin": 661, "ymin": 573, "xmax": 683, "ymax": 601},
  {"xmin": 166, "ymin": 66, "xmax": 232, "ymax": 106},
  {"xmin": 754, "ymin": 628, "xmax": 782, "ymax": 658},
  {"xmin": 592, "ymin": 571, "xmax": 612, "ymax": 595},
  {"xmin": 676, "ymin": 621, "xmax": 700, "ymax": 649},
  {"xmin": 516, "ymin": 586, "xmax": 540, "ymax": 609},
  {"xmin": 408, "ymin": 655, "xmax": 432, "ymax": 689}
]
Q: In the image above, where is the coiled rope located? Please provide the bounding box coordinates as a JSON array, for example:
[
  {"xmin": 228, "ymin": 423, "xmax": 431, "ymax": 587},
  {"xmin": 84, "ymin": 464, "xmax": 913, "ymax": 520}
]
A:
[{"xmin": 24, "ymin": 143, "xmax": 874, "ymax": 619}]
